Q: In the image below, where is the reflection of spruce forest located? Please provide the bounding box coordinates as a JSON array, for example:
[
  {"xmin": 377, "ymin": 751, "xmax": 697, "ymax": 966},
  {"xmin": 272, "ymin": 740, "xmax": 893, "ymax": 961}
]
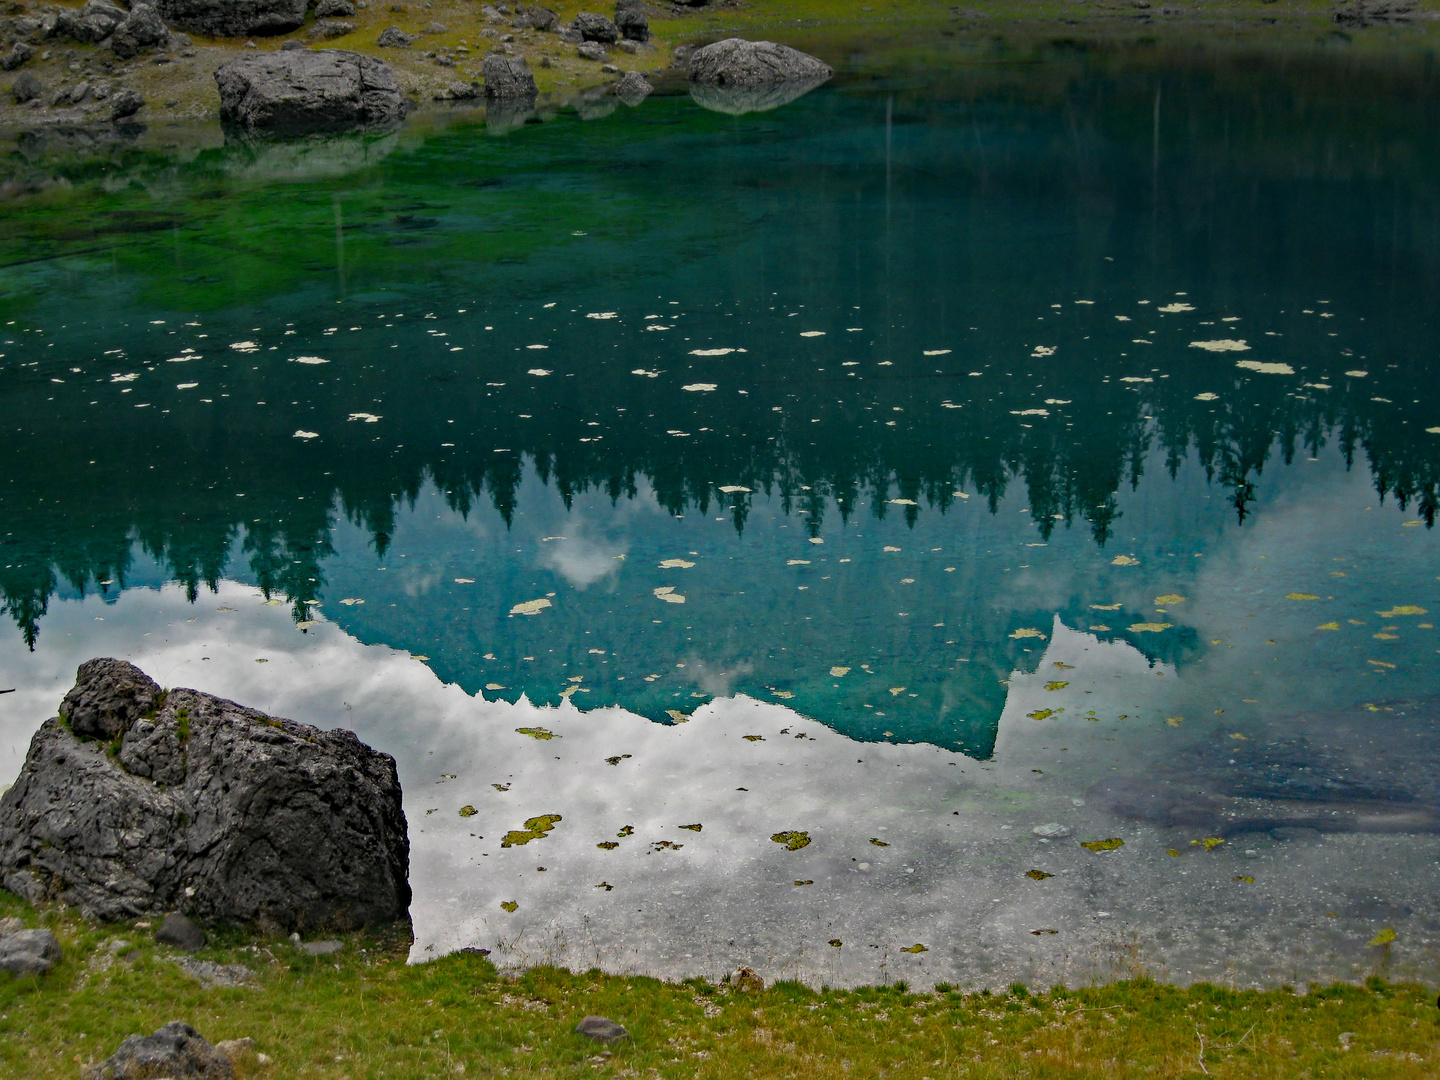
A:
[{"xmin": 2, "ymin": 36, "xmax": 1438, "ymax": 659}]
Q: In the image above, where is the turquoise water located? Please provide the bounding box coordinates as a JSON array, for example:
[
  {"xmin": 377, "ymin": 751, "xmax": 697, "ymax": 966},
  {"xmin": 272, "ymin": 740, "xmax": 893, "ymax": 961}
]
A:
[{"xmin": 2, "ymin": 37, "xmax": 1439, "ymax": 986}]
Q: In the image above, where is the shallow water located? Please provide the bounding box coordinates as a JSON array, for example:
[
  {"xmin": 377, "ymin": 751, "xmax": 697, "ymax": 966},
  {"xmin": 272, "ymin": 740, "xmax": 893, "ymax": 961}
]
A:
[{"xmin": 2, "ymin": 36, "xmax": 1439, "ymax": 988}]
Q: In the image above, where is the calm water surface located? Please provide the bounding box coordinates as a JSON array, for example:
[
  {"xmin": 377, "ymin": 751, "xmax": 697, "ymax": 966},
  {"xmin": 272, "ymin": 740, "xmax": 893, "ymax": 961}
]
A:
[{"xmin": 2, "ymin": 36, "xmax": 1439, "ymax": 988}]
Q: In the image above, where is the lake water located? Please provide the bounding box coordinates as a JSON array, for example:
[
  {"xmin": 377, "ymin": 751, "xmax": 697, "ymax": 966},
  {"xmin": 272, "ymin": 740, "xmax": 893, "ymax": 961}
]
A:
[{"xmin": 2, "ymin": 34, "xmax": 1439, "ymax": 990}]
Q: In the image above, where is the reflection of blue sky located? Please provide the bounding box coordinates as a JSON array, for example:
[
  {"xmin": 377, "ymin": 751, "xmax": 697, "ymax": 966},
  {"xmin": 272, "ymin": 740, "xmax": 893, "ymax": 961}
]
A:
[{"xmin": 1, "ymin": 451, "xmax": 1436, "ymax": 989}]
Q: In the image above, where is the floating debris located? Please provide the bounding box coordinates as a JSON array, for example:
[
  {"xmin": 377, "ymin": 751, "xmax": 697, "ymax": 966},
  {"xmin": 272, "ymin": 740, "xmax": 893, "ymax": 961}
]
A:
[
  {"xmin": 1378, "ymin": 606, "xmax": 1427, "ymax": 617},
  {"xmin": 869, "ymin": 838, "xmax": 889, "ymax": 847},
  {"xmin": 830, "ymin": 666, "xmax": 851, "ymax": 677},
  {"xmin": 1025, "ymin": 870, "xmax": 1054, "ymax": 880},
  {"xmin": 500, "ymin": 813, "xmax": 562, "ymax": 848},
  {"xmin": 900, "ymin": 944, "xmax": 928, "ymax": 953},
  {"xmin": 458, "ymin": 805, "xmax": 477, "ymax": 818},
  {"xmin": 596, "ymin": 841, "xmax": 619, "ymax": 850},
  {"xmin": 679, "ymin": 823, "xmax": 702, "ymax": 832},
  {"xmin": 1285, "ymin": 593, "xmax": 1320, "ymax": 601},
  {"xmin": 1189, "ymin": 339, "xmax": 1249, "ymax": 352},
  {"xmin": 604, "ymin": 755, "xmax": 632, "ymax": 766},
  {"xmin": 510, "ymin": 598, "xmax": 552, "ymax": 616},
  {"xmin": 1080, "ymin": 838, "xmax": 1125, "ymax": 852},
  {"xmin": 1237, "ymin": 360, "xmax": 1295, "ymax": 375},
  {"xmin": 500, "ymin": 901, "xmax": 518, "ymax": 912},
  {"xmin": 1026, "ymin": 709, "xmax": 1055, "ymax": 721},
  {"xmin": 1111, "ymin": 555, "xmax": 1140, "ymax": 567},
  {"xmin": 771, "ymin": 830, "xmax": 811, "ymax": 851},
  {"xmin": 1044, "ymin": 681, "xmax": 1070, "ymax": 691},
  {"xmin": 1154, "ymin": 594, "xmax": 1186, "ymax": 605},
  {"xmin": 515, "ymin": 727, "xmax": 558, "ymax": 740},
  {"xmin": 659, "ymin": 559, "xmax": 696, "ymax": 569},
  {"xmin": 1128, "ymin": 622, "xmax": 1172, "ymax": 633},
  {"xmin": 1010, "ymin": 628, "xmax": 1047, "ymax": 640},
  {"xmin": 653, "ymin": 586, "xmax": 686, "ymax": 604}
]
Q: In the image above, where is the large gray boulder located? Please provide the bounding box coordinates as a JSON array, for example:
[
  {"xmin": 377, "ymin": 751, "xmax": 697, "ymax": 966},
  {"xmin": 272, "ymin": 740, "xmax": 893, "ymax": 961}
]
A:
[
  {"xmin": 687, "ymin": 37, "xmax": 832, "ymax": 88},
  {"xmin": 0, "ymin": 658, "xmax": 410, "ymax": 933},
  {"xmin": 86, "ymin": 1022, "xmax": 233, "ymax": 1080},
  {"xmin": 0, "ymin": 927, "xmax": 62, "ymax": 975},
  {"xmin": 52, "ymin": 0, "xmax": 127, "ymax": 44},
  {"xmin": 110, "ymin": 3, "xmax": 171, "ymax": 60},
  {"xmin": 215, "ymin": 49, "xmax": 407, "ymax": 134},
  {"xmin": 483, "ymin": 54, "xmax": 536, "ymax": 99},
  {"xmin": 154, "ymin": 0, "xmax": 307, "ymax": 38},
  {"xmin": 573, "ymin": 11, "xmax": 617, "ymax": 43}
]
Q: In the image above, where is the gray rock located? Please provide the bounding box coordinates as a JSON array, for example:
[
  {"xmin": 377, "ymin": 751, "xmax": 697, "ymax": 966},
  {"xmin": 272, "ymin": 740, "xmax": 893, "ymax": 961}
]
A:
[
  {"xmin": 155, "ymin": 912, "xmax": 206, "ymax": 952},
  {"xmin": 110, "ymin": 87, "xmax": 145, "ymax": 120},
  {"xmin": 52, "ymin": 1, "xmax": 127, "ymax": 44},
  {"xmin": 215, "ymin": 49, "xmax": 407, "ymax": 134},
  {"xmin": 281, "ymin": 38, "xmax": 306, "ymax": 48},
  {"xmin": 0, "ymin": 658, "xmax": 410, "ymax": 931},
  {"xmin": 0, "ymin": 916, "xmax": 23, "ymax": 932},
  {"xmin": 376, "ymin": 25, "xmax": 414, "ymax": 47},
  {"xmin": 482, "ymin": 53, "xmax": 535, "ymax": 98},
  {"xmin": 315, "ymin": 0, "xmax": 357, "ymax": 15},
  {"xmin": 62, "ymin": 657, "xmax": 161, "ymax": 743},
  {"xmin": 154, "ymin": 0, "xmax": 308, "ymax": 38},
  {"xmin": 307, "ymin": 20, "xmax": 355, "ymax": 39},
  {"xmin": 175, "ymin": 957, "xmax": 258, "ymax": 987},
  {"xmin": 573, "ymin": 11, "xmax": 617, "ymax": 43},
  {"xmin": 0, "ymin": 927, "xmax": 61, "ymax": 976},
  {"xmin": 574, "ymin": 1015, "xmax": 629, "ymax": 1042},
  {"xmin": 110, "ymin": 3, "xmax": 171, "ymax": 61},
  {"xmin": 614, "ymin": 1, "xmax": 648, "ymax": 42},
  {"xmin": 85, "ymin": 1021, "xmax": 234, "ymax": 1080},
  {"xmin": 687, "ymin": 37, "xmax": 832, "ymax": 87},
  {"xmin": 435, "ymin": 80, "xmax": 480, "ymax": 102},
  {"xmin": 1032, "ymin": 822, "xmax": 1072, "ymax": 838},
  {"xmin": 2, "ymin": 42, "xmax": 34, "ymax": 71},
  {"xmin": 513, "ymin": 4, "xmax": 557, "ymax": 30},
  {"xmin": 10, "ymin": 70, "xmax": 41, "ymax": 102},
  {"xmin": 299, "ymin": 938, "xmax": 342, "ymax": 955},
  {"xmin": 612, "ymin": 68, "xmax": 650, "ymax": 105},
  {"xmin": 214, "ymin": 1039, "xmax": 255, "ymax": 1064},
  {"xmin": 576, "ymin": 40, "xmax": 606, "ymax": 61}
]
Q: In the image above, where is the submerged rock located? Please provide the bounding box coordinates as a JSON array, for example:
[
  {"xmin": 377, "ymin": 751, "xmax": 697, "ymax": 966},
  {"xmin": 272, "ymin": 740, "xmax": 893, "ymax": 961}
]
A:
[
  {"xmin": 155, "ymin": 0, "xmax": 308, "ymax": 38},
  {"xmin": 612, "ymin": 69, "xmax": 651, "ymax": 106},
  {"xmin": 689, "ymin": 77, "xmax": 827, "ymax": 116},
  {"xmin": 86, "ymin": 1021, "xmax": 234, "ymax": 1080},
  {"xmin": 0, "ymin": 658, "xmax": 410, "ymax": 932},
  {"xmin": 215, "ymin": 50, "xmax": 406, "ymax": 134},
  {"xmin": 0, "ymin": 927, "xmax": 61, "ymax": 975},
  {"xmin": 687, "ymin": 37, "xmax": 831, "ymax": 88},
  {"xmin": 483, "ymin": 54, "xmax": 536, "ymax": 99}
]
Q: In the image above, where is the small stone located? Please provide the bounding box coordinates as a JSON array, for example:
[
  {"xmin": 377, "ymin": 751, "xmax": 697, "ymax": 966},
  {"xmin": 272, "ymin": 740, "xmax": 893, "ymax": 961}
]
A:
[
  {"xmin": 0, "ymin": 928, "xmax": 62, "ymax": 976},
  {"xmin": 574, "ymin": 1015, "xmax": 629, "ymax": 1042},
  {"xmin": 106, "ymin": 938, "xmax": 131, "ymax": 953},
  {"xmin": 109, "ymin": 86, "xmax": 144, "ymax": 119},
  {"xmin": 1032, "ymin": 823, "xmax": 1072, "ymax": 839},
  {"xmin": 2, "ymin": 42, "xmax": 34, "ymax": 72},
  {"xmin": 377, "ymin": 25, "xmax": 415, "ymax": 47},
  {"xmin": 174, "ymin": 957, "xmax": 258, "ymax": 988},
  {"xmin": 731, "ymin": 966, "xmax": 764, "ymax": 992},
  {"xmin": 281, "ymin": 39, "xmax": 306, "ymax": 49},
  {"xmin": 600, "ymin": 62, "xmax": 619, "ymax": 73},
  {"xmin": 84, "ymin": 1021, "xmax": 233, "ymax": 1080},
  {"xmin": 155, "ymin": 912, "xmax": 206, "ymax": 952},
  {"xmin": 214, "ymin": 1038, "xmax": 255, "ymax": 1065},
  {"xmin": 315, "ymin": 0, "xmax": 357, "ymax": 14},
  {"xmin": 11, "ymin": 70, "xmax": 41, "ymax": 102},
  {"xmin": 615, "ymin": 39, "xmax": 638, "ymax": 54},
  {"xmin": 0, "ymin": 917, "xmax": 23, "ymax": 933},
  {"xmin": 299, "ymin": 939, "xmax": 343, "ymax": 956},
  {"xmin": 577, "ymin": 40, "xmax": 606, "ymax": 61}
]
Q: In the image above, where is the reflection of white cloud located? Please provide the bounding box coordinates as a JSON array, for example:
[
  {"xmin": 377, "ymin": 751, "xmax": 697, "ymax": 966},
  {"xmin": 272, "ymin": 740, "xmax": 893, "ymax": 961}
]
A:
[
  {"xmin": 537, "ymin": 536, "xmax": 623, "ymax": 590},
  {"xmin": 4, "ymin": 586, "xmax": 1436, "ymax": 993}
]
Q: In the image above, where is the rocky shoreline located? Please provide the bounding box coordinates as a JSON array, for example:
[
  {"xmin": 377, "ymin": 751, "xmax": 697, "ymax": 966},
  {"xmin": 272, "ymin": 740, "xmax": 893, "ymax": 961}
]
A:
[{"xmin": 1, "ymin": 0, "xmax": 1434, "ymax": 139}]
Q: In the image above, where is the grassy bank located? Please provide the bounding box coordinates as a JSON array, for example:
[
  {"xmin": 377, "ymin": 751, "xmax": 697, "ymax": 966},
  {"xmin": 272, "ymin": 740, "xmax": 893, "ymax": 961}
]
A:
[{"xmin": 2, "ymin": 893, "xmax": 1436, "ymax": 1079}]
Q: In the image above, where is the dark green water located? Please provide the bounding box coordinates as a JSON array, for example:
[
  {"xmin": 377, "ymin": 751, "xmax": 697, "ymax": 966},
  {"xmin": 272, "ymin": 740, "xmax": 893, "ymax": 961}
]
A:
[{"xmin": 3, "ymin": 37, "xmax": 1438, "ymax": 757}]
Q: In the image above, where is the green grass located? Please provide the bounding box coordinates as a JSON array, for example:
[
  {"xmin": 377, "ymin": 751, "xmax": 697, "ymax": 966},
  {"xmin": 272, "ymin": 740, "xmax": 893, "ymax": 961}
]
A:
[{"xmin": 2, "ymin": 890, "xmax": 1437, "ymax": 1078}]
